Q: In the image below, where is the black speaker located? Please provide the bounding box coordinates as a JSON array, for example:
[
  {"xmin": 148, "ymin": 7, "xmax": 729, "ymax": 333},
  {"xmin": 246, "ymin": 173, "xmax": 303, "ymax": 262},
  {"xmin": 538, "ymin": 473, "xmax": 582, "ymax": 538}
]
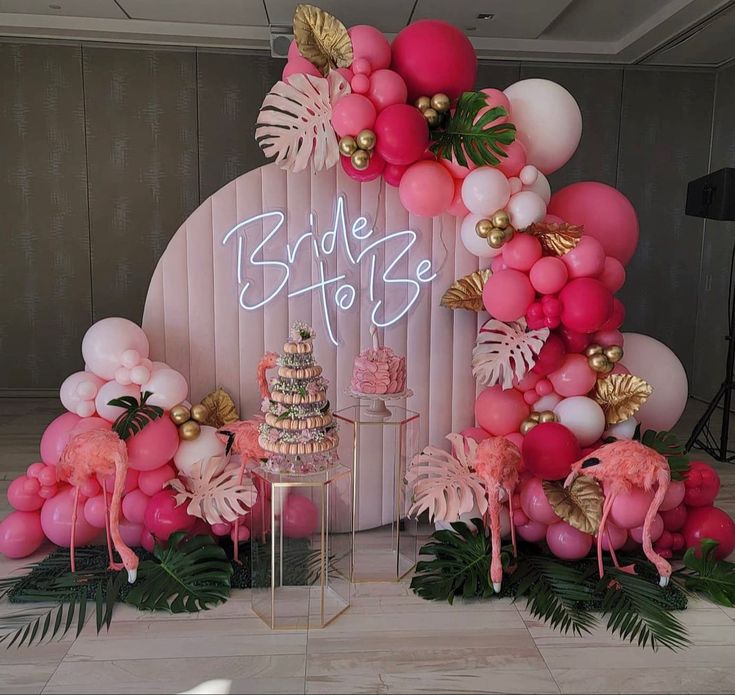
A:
[{"xmin": 685, "ymin": 167, "xmax": 735, "ymax": 221}]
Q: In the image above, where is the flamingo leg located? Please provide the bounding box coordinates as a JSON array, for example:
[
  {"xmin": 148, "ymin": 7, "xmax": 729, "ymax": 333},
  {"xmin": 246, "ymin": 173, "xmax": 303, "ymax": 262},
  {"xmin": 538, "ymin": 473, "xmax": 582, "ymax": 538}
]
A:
[
  {"xmin": 597, "ymin": 492, "xmax": 616, "ymax": 579},
  {"xmin": 488, "ymin": 492, "xmax": 503, "ymax": 594},
  {"xmin": 70, "ymin": 487, "xmax": 80, "ymax": 573},
  {"xmin": 102, "ymin": 485, "xmax": 115, "ymax": 569},
  {"xmin": 507, "ymin": 488, "xmax": 518, "ymax": 558},
  {"xmin": 232, "ymin": 458, "xmax": 247, "ymax": 564},
  {"xmin": 606, "ymin": 532, "xmax": 622, "ymax": 569}
]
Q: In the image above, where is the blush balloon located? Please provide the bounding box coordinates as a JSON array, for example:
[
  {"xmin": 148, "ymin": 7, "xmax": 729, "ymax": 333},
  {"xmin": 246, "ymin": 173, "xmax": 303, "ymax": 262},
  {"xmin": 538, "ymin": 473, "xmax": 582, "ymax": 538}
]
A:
[
  {"xmin": 483, "ymin": 269, "xmax": 536, "ymax": 322},
  {"xmin": 143, "ymin": 489, "xmax": 195, "ymax": 541},
  {"xmin": 530, "ymin": 257, "xmax": 568, "ymax": 295},
  {"xmin": 553, "ymin": 397, "xmax": 606, "ymax": 447},
  {"xmin": 548, "ymin": 354, "xmax": 597, "ymax": 398},
  {"xmin": 399, "ymin": 160, "xmax": 454, "ymax": 217},
  {"xmin": 546, "ymin": 521, "xmax": 593, "ymax": 560},
  {"xmin": 682, "ymin": 506, "xmax": 735, "ymax": 560},
  {"xmin": 520, "ymin": 476, "xmax": 560, "ymax": 525},
  {"xmin": 82, "ymin": 317, "xmax": 150, "ymax": 381},
  {"xmin": 40, "ymin": 412, "xmax": 82, "ymax": 466},
  {"xmin": 609, "ymin": 487, "xmax": 655, "ymax": 529},
  {"xmin": 137, "ymin": 463, "xmax": 176, "ymax": 497},
  {"xmin": 0, "ymin": 511, "xmax": 45, "ymax": 558},
  {"xmin": 126, "ymin": 417, "xmax": 180, "ymax": 472},
  {"xmin": 522, "ymin": 423, "xmax": 581, "ymax": 481},
  {"xmin": 461, "ymin": 167, "xmax": 511, "ymax": 216},
  {"xmin": 95, "ymin": 382, "xmax": 141, "ymax": 423},
  {"xmin": 506, "ymin": 190, "xmax": 547, "ymax": 230},
  {"xmin": 41, "ymin": 487, "xmax": 99, "ymax": 547},
  {"xmin": 475, "ymin": 385, "xmax": 529, "ymax": 436},
  {"xmin": 374, "ymin": 103, "xmax": 429, "ymax": 165},
  {"xmin": 461, "ymin": 213, "xmax": 504, "ymax": 258},
  {"xmin": 559, "ymin": 278, "xmax": 614, "ymax": 334},
  {"xmin": 561, "ymin": 236, "xmax": 606, "ymax": 279},
  {"xmin": 173, "ymin": 425, "xmax": 226, "ymax": 477}
]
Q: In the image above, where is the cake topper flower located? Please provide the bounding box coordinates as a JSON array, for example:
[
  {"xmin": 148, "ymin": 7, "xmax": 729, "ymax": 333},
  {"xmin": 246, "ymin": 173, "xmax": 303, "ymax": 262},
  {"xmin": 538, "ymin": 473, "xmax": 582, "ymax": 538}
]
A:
[{"xmin": 290, "ymin": 321, "xmax": 315, "ymax": 342}]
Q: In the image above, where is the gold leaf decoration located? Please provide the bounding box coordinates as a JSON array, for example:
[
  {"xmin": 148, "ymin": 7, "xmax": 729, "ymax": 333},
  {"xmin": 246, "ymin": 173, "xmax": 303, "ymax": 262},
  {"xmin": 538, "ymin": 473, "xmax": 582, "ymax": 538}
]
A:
[
  {"xmin": 525, "ymin": 222, "xmax": 583, "ymax": 256},
  {"xmin": 293, "ymin": 4, "xmax": 353, "ymax": 76},
  {"xmin": 440, "ymin": 269, "xmax": 491, "ymax": 311},
  {"xmin": 543, "ymin": 477, "xmax": 603, "ymax": 535},
  {"xmin": 593, "ymin": 374, "xmax": 653, "ymax": 426},
  {"xmin": 199, "ymin": 388, "xmax": 240, "ymax": 429}
]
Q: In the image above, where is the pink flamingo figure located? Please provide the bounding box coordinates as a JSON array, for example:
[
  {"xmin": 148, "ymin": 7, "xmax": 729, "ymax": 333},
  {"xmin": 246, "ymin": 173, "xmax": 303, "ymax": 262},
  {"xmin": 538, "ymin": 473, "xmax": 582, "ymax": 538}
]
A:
[
  {"xmin": 564, "ymin": 439, "xmax": 672, "ymax": 587},
  {"xmin": 473, "ymin": 437, "xmax": 522, "ymax": 593},
  {"xmin": 257, "ymin": 352, "xmax": 279, "ymax": 400},
  {"xmin": 58, "ymin": 428, "xmax": 139, "ymax": 583}
]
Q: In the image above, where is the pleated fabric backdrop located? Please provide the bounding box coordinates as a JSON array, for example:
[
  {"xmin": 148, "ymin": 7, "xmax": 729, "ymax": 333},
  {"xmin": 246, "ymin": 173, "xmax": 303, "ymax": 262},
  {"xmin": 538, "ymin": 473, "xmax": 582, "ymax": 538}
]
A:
[{"xmin": 142, "ymin": 162, "xmax": 483, "ymax": 528}]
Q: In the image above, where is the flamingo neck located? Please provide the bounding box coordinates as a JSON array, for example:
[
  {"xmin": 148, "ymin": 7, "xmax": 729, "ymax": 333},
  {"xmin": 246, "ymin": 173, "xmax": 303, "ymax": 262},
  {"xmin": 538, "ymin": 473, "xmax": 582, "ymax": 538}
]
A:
[{"xmin": 109, "ymin": 456, "xmax": 139, "ymax": 583}]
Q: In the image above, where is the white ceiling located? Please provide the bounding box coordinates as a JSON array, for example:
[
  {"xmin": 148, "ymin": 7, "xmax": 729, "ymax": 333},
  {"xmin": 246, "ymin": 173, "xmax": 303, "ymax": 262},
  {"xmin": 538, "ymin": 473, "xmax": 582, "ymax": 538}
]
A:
[{"xmin": 0, "ymin": 0, "xmax": 733, "ymax": 66}]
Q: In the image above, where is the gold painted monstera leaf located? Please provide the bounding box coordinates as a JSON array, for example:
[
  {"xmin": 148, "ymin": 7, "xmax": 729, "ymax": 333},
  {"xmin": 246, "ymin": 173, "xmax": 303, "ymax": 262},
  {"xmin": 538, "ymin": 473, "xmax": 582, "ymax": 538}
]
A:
[
  {"xmin": 199, "ymin": 388, "xmax": 240, "ymax": 429},
  {"xmin": 293, "ymin": 4, "xmax": 353, "ymax": 75},
  {"xmin": 593, "ymin": 374, "xmax": 653, "ymax": 425},
  {"xmin": 525, "ymin": 222, "xmax": 583, "ymax": 256},
  {"xmin": 543, "ymin": 477, "xmax": 603, "ymax": 535},
  {"xmin": 440, "ymin": 269, "xmax": 491, "ymax": 311}
]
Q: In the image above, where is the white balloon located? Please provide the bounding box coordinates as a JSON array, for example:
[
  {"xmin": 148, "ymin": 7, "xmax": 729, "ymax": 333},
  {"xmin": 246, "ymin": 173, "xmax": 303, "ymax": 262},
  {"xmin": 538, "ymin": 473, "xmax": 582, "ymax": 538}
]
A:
[
  {"xmin": 174, "ymin": 426, "xmax": 227, "ymax": 477},
  {"xmin": 504, "ymin": 79, "xmax": 582, "ymax": 175},
  {"xmin": 519, "ymin": 165, "xmax": 538, "ymax": 186},
  {"xmin": 506, "ymin": 190, "xmax": 546, "ymax": 230},
  {"xmin": 523, "ymin": 171, "xmax": 551, "ymax": 204},
  {"xmin": 460, "ymin": 213, "xmax": 503, "ymax": 258},
  {"xmin": 603, "ymin": 417, "xmax": 638, "ymax": 441},
  {"xmin": 554, "ymin": 396, "xmax": 606, "ymax": 447},
  {"xmin": 534, "ymin": 393, "xmax": 562, "ymax": 412},
  {"xmin": 461, "ymin": 167, "xmax": 511, "ymax": 216},
  {"xmin": 81, "ymin": 317, "xmax": 149, "ymax": 380},
  {"xmin": 142, "ymin": 368, "xmax": 189, "ymax": 410},
  {"xmin": 95, "ymin": 381, "xmax": 141, "ymax": 422}
]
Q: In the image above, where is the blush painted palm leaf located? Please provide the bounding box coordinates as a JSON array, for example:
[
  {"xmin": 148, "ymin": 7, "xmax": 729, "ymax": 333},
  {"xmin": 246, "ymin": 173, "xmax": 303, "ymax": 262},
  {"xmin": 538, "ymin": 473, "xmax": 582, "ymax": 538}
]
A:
[{"xmin": 406, "ymin": 433, "xmax": 487, "ymax": 523}]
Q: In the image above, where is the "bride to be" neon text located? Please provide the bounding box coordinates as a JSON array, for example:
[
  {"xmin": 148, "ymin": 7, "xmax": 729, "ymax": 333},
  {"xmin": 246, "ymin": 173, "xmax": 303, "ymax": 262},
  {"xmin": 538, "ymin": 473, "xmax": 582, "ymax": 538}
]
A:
[{"xmin": 221, "ymin": 194, "xmax": 437, "ymax": 346}]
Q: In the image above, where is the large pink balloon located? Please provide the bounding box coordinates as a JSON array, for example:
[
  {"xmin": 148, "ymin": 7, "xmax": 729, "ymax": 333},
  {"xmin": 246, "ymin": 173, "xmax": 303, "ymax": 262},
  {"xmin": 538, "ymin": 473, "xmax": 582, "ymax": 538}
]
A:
[
  {"xmin": 503, "ymin": 79, "xmax": 582, "ymax": 175},
  {"xmin": 609, "ymin": 487, "xmax": 655, "ymax": 529},
  {"xmin": 331, "ymin": 94, "xmax": 376, "ymax": 137},
  {"xmin": 40, "ymin": 412, "xmax": 81, "ymax": 466},
  {"xmin": 483, "ymin": 269, "xmax": 536, "ymax": 322},
  {"xmin": 620, "ymin": 333, "xmax": 688, "ymax": 431},
  {"xmin": 559, "ymin": 278, "xmax": 614, "ymax": 334},
  {"xmin": 349, "ymin": 25, "xmax": 391, "ymax": 70},
  {"xmin": 0, "ymin": 511, "xmax": 45, "ymax": 558},
  {"xmin": 41, "ymin": 487, "xmax": 99, "ymax": 547},
  {"xmin": 546, "ymin": 521, "xmax": 593, "ymax": 560},
  {"xmin": 475, "ymin": 385, "xmax": 530, "ymax": 436},
  {"xmin": 282, "ymin": 493, "xmax": 319, "ymax": 539},
  {"xmin": 548, "ymin": 354, "xmax": 597, "ymax": 397},
  {"xmin": 143, "ymin": 489, "xmax": 195, "ymax": 541},
  {"xmin": 630, "ymin": 514, "xmax": 664, "ymax": 544},
  {"xmin": 461, "ymin": 167, "xmax": 511, "ymax": 216},
  {"xmin": 95, "ymin": 381, "xmax": 141, "ymax": 423},
  {"xmin": 399, "ymin": 161, "xmax": 454, "ymax": 217},
  {"xmin": 7, "ymin": 475, "xmax": 44, "ymax": 512},
  {"xmin": 548, "ymin": 182, "xmax": 639, "ymax": 265},
  {"xmin": 520, "ymin": 477, "xmax": 560, "ymax": 525},
  {"xmin": 126, "ymin": 417, "xmax": 180, "ymax": 472},
  {"xmin": 82, "ymin": 317, "xmax": 150, "ymax": 381},
  {"xmin": 138, "ymin": 463, "xmax": 176, "ymax": 497},
  {"xmin": 141, "ymin": 368, "xmax": 189, "ymax": 410},
  {"xmin": 390, "ymin": 20, "xmax": 477, "ymax": 101},
  {"xmin": 367, "ymin": 69, "xmax": 407, "ymax": 112},
  {"xmin": 374, "ymin": 104, "xmax": 429, "ymax": 166},
  {"xmin": 562, "ymin": 236, "xmax": 606, "ymax": 279}
]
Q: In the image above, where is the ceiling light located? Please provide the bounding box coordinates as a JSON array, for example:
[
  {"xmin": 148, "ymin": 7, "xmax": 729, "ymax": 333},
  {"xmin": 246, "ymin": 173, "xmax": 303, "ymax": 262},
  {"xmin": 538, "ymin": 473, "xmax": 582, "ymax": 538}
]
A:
[{"xmin": 476, "ymin": 13, "xmax": 494, "ymax": 20}]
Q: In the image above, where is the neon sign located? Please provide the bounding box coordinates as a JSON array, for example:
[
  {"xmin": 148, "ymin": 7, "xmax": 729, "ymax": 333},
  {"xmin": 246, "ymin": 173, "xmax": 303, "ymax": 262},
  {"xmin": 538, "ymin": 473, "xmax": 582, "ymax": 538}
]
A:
[{"xmin": 221, "ymin": 194, "xmax": 437, "ymax": 346}]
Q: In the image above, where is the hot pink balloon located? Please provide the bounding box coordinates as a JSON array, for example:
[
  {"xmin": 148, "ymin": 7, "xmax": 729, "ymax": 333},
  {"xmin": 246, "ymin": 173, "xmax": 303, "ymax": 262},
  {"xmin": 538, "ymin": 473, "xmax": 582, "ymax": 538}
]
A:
[
  {"xmin": 598, "ymin": 256, "xmax": 626, "ymax": 293},
  {"xmin": 40, "ymin": 412, "xmax": 81, "ymax": 466},
  {"xmin": 141, "ymin": 528, "xmax": 155, "ymax": 552},
  {"xmin": 126, "ymin": 417, "xmax": 180, "ymax": 472},
  {"xmin": 331, "ymin": 94, "xmax": 376, "ymax": 137},
  {"xmin": 461, "ymin": 167, "xmax": 511, "ymax": 216},
  {"xmin": 562, "ymin": 236, "xmax": 606, "ymax": 279},
  {"xmin": 548, "ymin": 182, "xmax": 639, "ymax": 265},
  {"xmin": 630, "ymin": 514, "xmax": 664, "ymax": 545},
  {"xmin": 81, "ymin": 317, "xmax": 150, "ymax": 381},
  {"xmin": 447, "ymin": 178, "xmax": 469, "ymax": 217},
  {"xmin": 609, "ymin": 487, "xmax": 655, "ymax": 529},
  {"xmin": 559, "ymin": 278, "xmax": 614, "ymax": 334},
  {"xmin": 529, "ymin": 256, "xmax": 568, "ymax": 295},
  {"xmin": 557, "ymin": 327, "xmax": 591, "ymax": 354},
  {"xmin": 349, "ymin": 25, "xmax": 391, "ymax": 71},
  {"xmin": 506, "ymin": 190, "xmax": 547, "ymax": 230},
  {"xmin": 548, "ymin": 354, "xmax": 597, "ymax": 397},
  {"xmin": 374, "ymin": 103, "xmax": 428, "ymax": 166},
  {"xmin": 41, "ymin": 487, "xmax": 99, "ymax": 547},
  {"xmin": 95, "ymin": 381, "xmax": 141, "ymax": 423},
  {"xmin": 593, "ymin": 329, "xmax": 624, "ymax": 348},
  {"xmin": 341, "ymin": 150, "xmax": 386, "ymax": 182},
  {"xmin": 282, "ymin": 493, "xmax": 319, "ymax": 539},
  {"xmin": 367, "ymin": 69, "xmax": 407, "ymax": 112},
  {"xmin": 517, "ymin": 519, "xmax": 548, "ymax": 543},
  {"xmin": 287, "ymin": 39, "xmax": 301, "ymax": 60},
  {"xmin": 141, "ymin": 368, "xmax": 189, "ymax": 410},
  {"xmin": 532, "ymin": 334, "xmax": 567, "ymax": 376},
  {"xmin": 546, "ymin": 521, "xmax": 593, "ymax": 560},
  {"xmin": 660, "ymin": 502, "xmax": 687, "ymax": 532},
  {"xmin": 0, "ymin": 511, "xmax": 45, "ymax": 558},
  {"xmin": 83, "ymin": 494, "xmax": 108, "ymax": 529},
  {"xmin": 502, "ymin": 233, "xmax": 542, "ymax": 272},
  {"xmin": 399, "ymin": 160, "xmax": 454, "ymax": 217},
  {"xmin": 7, "ymin": 475, "xmax": 44, "ymax": 512},
  {"xmin": 144, "ymin": 489, "xmax": 195, "ymax": 541},
  {"xmin": 660, "ymin": 480, "xmax": 686, "ymax": 512},
  {"xmin": 475, "ymin": 385, "xmax": 530, "ymax": 437},
  {"xmin": 483, "ymin": 269, "xmax": 536, "ymax": 322},
  {"xmin": 383, "ymin": 163, "xmax": 407, "ymax": 187},
  {"xmin": 600, "ymin": 297, "xmax": 625, "ymax": 332},
  {"xmin": 599, "ymin": 521, "xmax": 627, "ymax": 551},
  {"xmin": 138, "ymin": 463, "xmax": 176, "ymax": 497},
  {"xmin": 282, "ymin": 56, "xmax": 320, "ymax": 80},
  {"xmin": 496, "ymin": 139, "xmax": 527, "ymax": 178},
  {"xmin": 122, "ymin": 489, "xmax": 150, "ymax": 525},
  {"xmin": 520, "ymin": 476, "xmax": 559, "ymax": 525}
]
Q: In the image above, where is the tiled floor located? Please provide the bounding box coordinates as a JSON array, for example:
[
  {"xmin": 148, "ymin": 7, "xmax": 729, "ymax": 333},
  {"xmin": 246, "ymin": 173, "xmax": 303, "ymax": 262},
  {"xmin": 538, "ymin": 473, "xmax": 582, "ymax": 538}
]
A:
[{"xmin": 1, "ymin": 397, "xmax": 735, "ymax": 694}]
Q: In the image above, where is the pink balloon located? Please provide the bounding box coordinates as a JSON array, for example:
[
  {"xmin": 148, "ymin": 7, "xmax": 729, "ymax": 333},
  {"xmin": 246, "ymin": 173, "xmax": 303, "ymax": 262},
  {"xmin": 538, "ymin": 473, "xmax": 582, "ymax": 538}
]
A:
[
  {"xmin": 211, "ymin": 522, "xmax": 232, "ymax": 537},
  {"xmin": 140, "ymin": 368, "xmax": 188, "ymax": 410},
  {"xmin": 599, "ymin": 298, "xmax": 625, "ymax": 332},
  {"xmin": 0, "ymin": 511, "xmax": 45, "ymax": 558},
  {"xmin": 532, "ymin": 334, "xmax": 567, "ymax": 376},
  {"xmin": 524, "ymin": 391, "xmax": 540, "ymax": 406},
  {"xmin": 353, "ymin": 58, "xmax": 372, "ymax": 76},
  {"xmin": 8, "ymin": 475, "xmax": 43, "ymax": 512},
  {"xmin": 536, "ymin": 379, "xmax": 554, "ymax": 397},
  {"xmin": 496, "ymin": 139, "xmax": 527, "ymax": 178},
  {"xmin": 598, "ymin": 256, "xmax": 626, "ymax": 293},
  {"xmin": 548, "ymin": 354, "xmax": 598, "ymax": 398},
  {"xmin": 99, "ymin": 467, "xmax": 138, "ymax": 495},
  {"xmin": 517, "ymin": 519, "xmax": 548, "ymax": 543},
  {"xmin": 529, "ymin": 256, "xmax": 568, "ymax": 295},
  {"xmin": 383, "ymin": 163, "xmax": 407, "ymax": 187},
  {"xmin": 122, "ymin": 489, "xmax": 150, "ymax": 525},
  {"xmin": 557, "ymin": 327, "xmax": 591, "ymax": 354},
  {"xmin": 660, "ymin": 502, "xmax": 687, "ymax": 532},
  {"xmin": 460, "ymin": 427, "xmax": 490, "ymax": 444},
  {"xmin": 39, "ymin": 484, "xmax": 59, "ymax": 500},
  {"xmin": 502, "ymin": 233, "xmax": 542, "ymax": 272},
  {"xmin": 27, "ymin": 462, "xmax": 46, "ymax": 479},
  {"xmin": 609, "ymin": 487, "xmax": 655, "ymax": 529},
  {"xmin": 475, "ymin": 385, "xmax": 530, "ymax": 436},
  {"xmin": 40, "ymin": 412, "xmax": 81, "ymax": 466},
  {"xmin": 282, "ymin": 56, "xmax": 320, "ymax": 80},
  {"xmin": 520, "ymin": 477, "xmax": 560, "ymax": 525},
  {"xmin": 79, "ymin": 478, "xmax": 100, "ymax": 498},
  {"xmin": 82, "ymin": 317, "xmax": 150, "ymax": 381},
  {"xmin": 559, "ymin": 278, "xmax": 614, "ymax": 334},
  {"xmin": 23, "ymin": 477, "xmax": 41, "ymax": 494},
  {"xmin": 287, "ymin": 39, "xmax": 301, "ymax": 60},
  {"xmin": 483, "ymin": 269, "xmax": 536, "ymax": 322},
  {"xmin": 593, "ymin": 329, "xmax": 624, "ymax": 348},
  {"xmin": 548, "ymin": 182, "xmax": 639, "ymax": 265},
  {"xmin": 599, "ymin": 521, "xmax": 627, "ymax": 551},
  {"xmin": 562, "ymin": 236, "xmax": 606, "ymax": 279},
  {"xmin": 480, "ymin": 88, "xmax": 512, "ymax": 119},
  {"xmin": 144, "ymin": 489, "xmax": 195, "ymax": 541},
  {"xmin": 399, "ymin": 160, "xmax": 454, "ymax": 217},
  {"xmin": 515, "ymin": 370, "xmax": 541, "ymax": 392},
  {"xmin": 504, "ymin": 432, "xmax": 525, "ymax": 450},
  {"xmin": 447, "ymin": 178, "xmax": 469, "ymax": 217},
  {"xmin": 546, "ymin": 521, "xmax": 593, "ymax": 560},
  {"xmin": 126, "ymin": 417, "xmax": 180, "ymax": 472},
  {"xmin": 351, "ymin": 73, "xmax": 370, "ymax": 94},
  {"xmin": 118, "ymin": 518, "xmax": 143, "ymax": 547},
  {"xmin": 331, "ymin": 94, "xmax": 376, "ymax": 137},
  {"xmin": 461, "ymin": 167, "xmax": 511, "ymax": 216},
  {"xmin": 41, "ymin": 487, "xmax": 99, "ymax": 547},
  {"xmin": 282, "ymin": 493, "xmax": 319, "ymax": 539},
  {"xmin": 95, "ymin": 381, "xmax": 141, "ymax": 423},
  {"xmin": 374, "ymin": 103, "xmax": 429, "ymax": 165},
  {"xmin": 349, "ymin": 25, "xmax": 391, "ymax": 70},
  {"xmin": 660, "ymin": 480, "xmax": 686, "ymax": 512},
  {"xmin": 141, "ymin": 528, "xmax": 155, "ymax": 552},
  {"xmin": 629, "ymin": 513, "xmax": 664, "ymax": 544},
  {"xmin": 231, "ymin": 524, "xmax": 251, "ymax": 543},
  {"xmin": 390, "ymin": 19, "xmax": 477, "ymax": 101},
  {"xmin": 336, "ymin": 67, "xmax": 354, "ymax": 83},
  {"xmin": 138, "ymin": 463, "xmax": 176, "ymax": 497},
  {"xmin": 83, "ymin": 495, "xmax": 108, "ymax": 529},
  {"xmin": 341, "ymin": 150, "xmax": 386, "ymax": 182},
  {"xmin": 506, "ymin": 190, "xmax": 547, "ymax": 230},
  {"xmin": 367, "ymin": 69, "xmax": 407, "ymax": 112},
  {"xmin": 60, "ymin": 371, "xmax": 104, "ymax": 417}
]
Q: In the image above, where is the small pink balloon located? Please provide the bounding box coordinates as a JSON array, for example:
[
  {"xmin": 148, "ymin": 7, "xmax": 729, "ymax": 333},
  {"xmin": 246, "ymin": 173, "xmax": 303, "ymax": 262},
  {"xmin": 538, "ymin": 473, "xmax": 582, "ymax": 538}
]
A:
[
  {"xmin": 126, "ymin": 417, "xmax": 180, "ymax": 472},
  {"xmin": 629, "ymin": 514, "xmax": 664, "ymax": 544},
  {"xmin": 508, "ymin": 177, "xmax": 523, "ymax": 195},
  {"xmin": 504, "ymin": 432, "xmax": 525, "ymax": 450},
  {"xmin": 129, "ymin": 365, "xmax": 151, "ymax": 385},
  {"xmin": 520, "ymin": 477, "xmax": 560, "ymax": 525},
  {"xmin": 383, "ymin": 162, "xmax": 407, "ymax": 187},
  {"xmin": 137, "ymin": 463, "xmax": 176, "ymax": 497},
  {"xmin": 40, "ymin": 412, "xmax": 82, "ymax": 466},
  {"xmin": 483, "ymin": 269, "xmax": 536, "ymax": 322},
  {"xmin": 517, "ymin": 519, "xmax": 548, "ymax": 543},
  {"xmin": 38, "ymin": 465, "xmax": 58, "ymax": 487},
  {"xmin": 283, "ymin": 493, "xmax": 319, "ymax": 539},
  {"xmin": 0, "ymin": 511, "xmax": 45, "ymax": 558},
  {"xmin": 231, "ymin": 525, "xmax": 251, "ymax": 543},
  {"xmin": 118, "ymin": 518, "xmax": 143, "ymax": 547},
  {"xmin": 524, "ymin": 391, "xmax": 540, "ymax": 406},
  {"xmin": 496, "ymin": 139, "xmax": 527, "ymax": 178},
  {"xmin": 141, "ymin": 528, "xmax": 155, "ymax": 552},
  {"xmin": 282, "ymin": 56, "xmax": 320, "ymax": 80},
  {"xmin": 353, "ymin": 57, "xmax": 372, "ymax": 75},
  {"xmin": 447, "ymin": 178, "xmax": 469, "ymax": 217},
  {"xmin": 598, "ymin": 256, "xmax": 626, "ymax": 293},
  {"xmin": 99, "ymin": 468, "xmax": 138, "ymax": 495},
  {"xmin": 475, "ymin": 385, "xmax": 530, "ymax": 436},
  {"xmin": 562, "ymin": 236, "xmax": 606, "ymax": 279},
  {"xmin": 8, "ymin": 476, "xmax": 44, "ymax": 512},
  {"xmin": 609, "ymin": 487, "xmax": 655, "ymax": 529},
  {"xmin": 211, "ymin": 522, "xmax": 232, "ymax": 536},
  {"xmin": 79, "ymin": 478, "xmax": 100, "ymax": 498},
  {"xmin": 399, "ymin": 160, "xmax": 454, "ymax": 217},
  {"xmin": 41, "ymin": 487, "xmax": 99, "ymax": 547},
  {"xmin": 535, "ymin": 379, "xmax": 554, "ymax": 397},
  {"xmin": 598, "ymin": 521, "xmax": 627, "ymax": 551},
  {"xmin": 83, "ymin": 495, "xmax": 108, "ymax": 529},
  {"xmin": 349, "ymin": 25, "xmax": 391, "ymax": 70},
  {"xmin": 341, "ymin": 150, "xmax": 386, "ymax": 182},
  {"xmin": 122, "ymin": 489, "xmax": 150, "ymax": 525},
  {"xmin": 513, "ymin": 508, "xmax": 529, "ymax": 526},
  {"xmin": 515, "ymin": 370, "xmax": 541, "ymax": 392},
  {"xmin": 502, "ymin": 233, "xmax": 542, "ymax": 272},
  {"xmin": 490, "ymin": 257, "xmax": 507, "ymax": 272},
  {"xmin": 659, "ymin": 480, "xmax": 686, "ymax": 512},
  {"xmin": 548, "ymin": 354, "xmax": 598, "ymax": 398},
  {"xmin": 144, "ymin": 489, "xmax": 195, "ymax": 541},
  {"xmin": 367, "ymin": 69, "xmax": 407, "ymax": 112},
  {"xmin": 593, "ymin": 329, "xmax": 624, "ymax": 348},
  {"xmin": 350, "ymin": 73, "xmax": 370, "ymax": 94},
  {"xmin": 336, "ymin": 67, "xmax": 354, "ymax": 83},
  {"xmin": 546, "ymin": 521, "xmax": 593, "ymax": 560},
  {"xmin": 22, "ymin": 477, "xmax": 41, "ymax": 495},
  {"xmin": 506, "ymin": 190, "xmax": 547, "ymax": 230},
  {"xmin": 76, "ymin": 401, "xmax": 96, "ymax": 418},
  {"xmin": 38, "ymin": 484, "xmax": 58, "ymax": 500},
  {"xmin": 331, "ymin": 93, "xmax": 377, "ymax": 137},
  {"xmin": 115, "ymin": 367, "xmax": 132, "ymax": 386},
  {"xmin": 121, "ymin": 349, "xmax": 141, "ymax": 369},
  {"xmin": 27, "ymin": 462, "xmax": 46, "ymax": 479},
  {"xmin": 461, "ymin": 427, "xmax": 490, "ymax": 444},
  {"xmin": 60, "ymin": 371, "xmax": 104, "ymax": 416},
  {"xmin": 374, "ymin": 103, "xmax": 429, "ymax": 165}
]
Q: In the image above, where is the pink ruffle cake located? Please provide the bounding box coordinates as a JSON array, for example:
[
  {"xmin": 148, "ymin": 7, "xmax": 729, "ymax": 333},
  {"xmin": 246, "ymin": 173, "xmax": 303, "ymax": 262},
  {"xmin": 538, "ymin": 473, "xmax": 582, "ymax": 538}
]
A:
[{"xmin": 350, "ymin": 346, "xmax": 406, "ymax": 395}]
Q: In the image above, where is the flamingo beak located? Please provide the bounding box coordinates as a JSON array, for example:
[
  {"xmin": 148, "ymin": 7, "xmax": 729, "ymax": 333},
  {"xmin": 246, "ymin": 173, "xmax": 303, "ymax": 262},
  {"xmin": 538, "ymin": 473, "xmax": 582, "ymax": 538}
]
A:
[
  {"xmin": 127, "ymin": 568, "xmax": 137, "ymax": 584},
  {"xmin": 493, "ymin": 582, "xmax": 502, "ymax": 594},
  {"xmin": 659, "ymin": 575, "xmax": 669, "ymax": 588}
]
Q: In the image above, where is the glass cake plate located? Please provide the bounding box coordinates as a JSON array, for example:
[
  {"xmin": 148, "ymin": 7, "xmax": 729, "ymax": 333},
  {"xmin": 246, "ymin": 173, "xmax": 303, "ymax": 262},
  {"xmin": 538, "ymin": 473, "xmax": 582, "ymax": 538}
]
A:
[{"xmin": 345, "ymin": 387, "xmax": 414, "ymax": 419}]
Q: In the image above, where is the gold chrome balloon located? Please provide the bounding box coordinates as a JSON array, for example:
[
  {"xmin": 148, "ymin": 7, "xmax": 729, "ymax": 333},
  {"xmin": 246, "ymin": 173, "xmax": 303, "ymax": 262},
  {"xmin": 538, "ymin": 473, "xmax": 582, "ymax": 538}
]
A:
[
  {"xmin": 431, "ymin": 93, "xmax": 450, "ymax": 113},
  {"xmin": 355, "ymin": 129, "xmax": 376, "ymax": 151},
  {"xmin": 528, "ymin": 412, "xmax": 541, "ymax": 423},
  {"xmin": 604, "ymin": 345, "xmax": 624, "ymax": 363},
  {"xmin": 488, "ymin": 229, "xmax": 506, "ymax": 249},
  {"xmin": 170, "ymin": 404, "xmax": 191, "ymax": 425},
  {"xmin": 179, "ymin": 420, "xmax": 201, "ymax": 440},
  {"xmin": 351, "ymin": 149, "xmax": 370, "ymax": 170},
  {"xmin": 589, "ymin": 354, "xmax": 612, "ymax": 373},
  {"xmin": 415, "ymin": 95, "xmax": 431, "ymax": 112},
  {"xmin": 520, "ymin": 419, "xmax": 538, "ymax": 435},
  {"xmin": 338, "ymin": 135, "xmax": 357, "ymax": 157},
  {"xmin": 584, "ymin": 344, "xmax": 603, "ymax": 358},
  {"xmin": 423, "ymin": 107, "xmax": 440, "ymax": 127},
  {"xmin": 538, "ymin": 410, "xmax": 557, "ymax": 423},
  {"xmin": 502, "ymin": 227, "xmax": 515, "ymax": 243},
  {"xmin": 475, "ymin": 218, "xmax": 494, "ymax": 239},
  {"xmin": 190, "ymin": 403, "xmax": 209, "ymax": 423},
  {"xmin": 491, "ymin": 210, "xmax": 510, "ymax": 229}
]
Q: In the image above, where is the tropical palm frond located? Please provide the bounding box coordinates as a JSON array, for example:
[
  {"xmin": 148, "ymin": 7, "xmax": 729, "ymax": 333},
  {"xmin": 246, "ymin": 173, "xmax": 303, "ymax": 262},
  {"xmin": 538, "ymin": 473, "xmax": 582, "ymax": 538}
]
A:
[
  {"xmin": 639, "ymin": 430, "xmax": 690, "ymax": 481},
  {"xmin": 109, "ymin": 391, "xmax": 164, "ymax": 441},
  {"xmin": 673, "ymin": 539, "xmax": 735, "ymax": 606}
]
